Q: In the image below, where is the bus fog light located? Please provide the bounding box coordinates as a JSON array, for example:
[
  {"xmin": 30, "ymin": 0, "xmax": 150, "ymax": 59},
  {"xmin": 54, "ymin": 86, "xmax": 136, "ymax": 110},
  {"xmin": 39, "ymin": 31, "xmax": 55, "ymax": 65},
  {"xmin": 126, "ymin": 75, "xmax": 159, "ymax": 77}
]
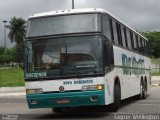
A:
[
  {"xmin": 81, "ymin": 85, "xmax": 97, "ymax": 91},
  {"xmin": 82, "ymin": 86, "xmax": 90, "ymax": 91},
  {"xmin": 89, "ymin": 85, "xmax": 97, "ymax": 90},
  {"xmin": 26, "ymin": 88, "xmax": 43, "ymax": 94},
  {"xmin": 36, "ymin": 88, "xmax": 43, "ymax": 94}
]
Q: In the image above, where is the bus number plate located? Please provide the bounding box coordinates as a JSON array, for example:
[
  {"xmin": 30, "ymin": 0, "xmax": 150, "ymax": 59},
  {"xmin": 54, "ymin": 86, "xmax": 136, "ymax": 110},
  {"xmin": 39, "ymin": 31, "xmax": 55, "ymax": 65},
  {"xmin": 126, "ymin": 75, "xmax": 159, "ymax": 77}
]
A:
[{"xmin": 57, "ymin": 99, "xmax": 70, "ymax": 104}]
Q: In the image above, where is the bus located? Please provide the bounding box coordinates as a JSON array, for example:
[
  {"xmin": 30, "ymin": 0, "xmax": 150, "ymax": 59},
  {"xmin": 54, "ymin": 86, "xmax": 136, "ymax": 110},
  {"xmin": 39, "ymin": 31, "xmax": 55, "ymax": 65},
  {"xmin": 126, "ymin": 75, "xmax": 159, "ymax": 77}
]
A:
[{"xmin": 24, "ymin": 8, "xmax": 151, "ymax": 112}]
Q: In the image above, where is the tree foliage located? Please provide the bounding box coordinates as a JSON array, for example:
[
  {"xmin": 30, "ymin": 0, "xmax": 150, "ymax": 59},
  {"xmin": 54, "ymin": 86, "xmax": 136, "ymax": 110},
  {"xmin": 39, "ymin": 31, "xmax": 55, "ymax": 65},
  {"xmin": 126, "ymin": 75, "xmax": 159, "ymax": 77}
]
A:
[
  {"xmin": 141, "ymin": 31, "xmax": 160, "ymax": 58},
  {"xmin": 0, "ymin": 47, "xmax": 16, "ymax": 63},
  {"xmin": 7, "ymin": 17, "xmax": 26, "ymax": 46},
  {"xmin": 6, "ymin": 17, "xmax": 26, "ymax": 63}
]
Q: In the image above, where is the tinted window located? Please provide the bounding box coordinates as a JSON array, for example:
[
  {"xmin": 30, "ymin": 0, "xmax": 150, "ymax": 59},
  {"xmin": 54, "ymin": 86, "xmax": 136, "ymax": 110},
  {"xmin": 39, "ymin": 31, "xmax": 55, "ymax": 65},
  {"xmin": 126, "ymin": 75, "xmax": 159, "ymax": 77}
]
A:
[
  {"xmin": 126, "ymin": 29, "xmax": 132, "ymax": 49},
  {"xmin": 139, "ymin": 37, "xmax": 143, "ymax": 53},
  {"xmin": 135, "ymin": 35, "xmax": 139, "ymax": 51},
  {"xmin": 116, "ymin": 23, "xmax": 123, "ymax": 46},
  {"xmin": 142, "ymin": 39, "xmax": 145, "ymax": 54},
  {"xmin": 112, "ymin": 20, "xmax": 119, "ymax": 45},
  {"xmin": 133, "ymin": 33, "xmax": 137, "ymax": 51},
  {"xmin": 146, "ymin": 41, "xmax": 149, "ymax": 55},
  {"xmin": 144, "ymin": 40, "xmax": 147, "ymax": 55},
  {"xmin": 25, "ymin": 35, "xmax": 103, "ymax": 79},
  {"xmin": 121, "ymin": 25, "xmax": 126, "ymax": 47},
  {"xmin": 102, "ymin": 15, "xmax": 111, "ymax": 40},
  {"xmin": 124, "ymin": 27, "xmax": 128, "ymax": 48},
  {"xmin": 103, "ymin": 38, "xmax": 114, "ymax": 68},
  {"xmin": 130, "ymin": 31, "xmax": 134, "ymax": 50},
  {"xmin": 109, "ymin": 19, "xmax": 114, "ymax": 43},
  {"xmin": 27, "ymin": 14, "xmax": 101, "ymax": 37}
]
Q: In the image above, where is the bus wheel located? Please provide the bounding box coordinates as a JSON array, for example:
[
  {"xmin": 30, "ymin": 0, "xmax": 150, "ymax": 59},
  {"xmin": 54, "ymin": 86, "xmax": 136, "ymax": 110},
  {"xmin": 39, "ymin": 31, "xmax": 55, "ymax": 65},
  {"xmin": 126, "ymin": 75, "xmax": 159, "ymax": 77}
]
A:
[
  {"xmin": 52, "ymin": 107, "xmax": 63, "ymax": 113},
  {"xmin": 139, "ymin": 80, "xmax": 147, "ymax": 99},
  {"xmin": 111, "ymin": 83, "xmax": 121, "ymax": 112}
]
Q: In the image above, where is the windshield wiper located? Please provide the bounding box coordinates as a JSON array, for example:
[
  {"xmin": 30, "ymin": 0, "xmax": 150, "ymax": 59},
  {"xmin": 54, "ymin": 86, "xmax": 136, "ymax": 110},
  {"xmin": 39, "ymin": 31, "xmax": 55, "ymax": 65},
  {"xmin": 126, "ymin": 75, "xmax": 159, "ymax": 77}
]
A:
[{"xmin": 76, "ymin": 64, "xmax": 96, "ymax": 69}]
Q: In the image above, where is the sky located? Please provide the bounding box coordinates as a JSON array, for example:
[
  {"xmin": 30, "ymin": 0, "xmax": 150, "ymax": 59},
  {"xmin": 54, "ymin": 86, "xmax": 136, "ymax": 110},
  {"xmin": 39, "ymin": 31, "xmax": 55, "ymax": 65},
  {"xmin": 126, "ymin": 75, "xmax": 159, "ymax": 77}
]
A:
[{"xmin": 0, "ymin": 0, "xmax": 160, "ymax": 48}]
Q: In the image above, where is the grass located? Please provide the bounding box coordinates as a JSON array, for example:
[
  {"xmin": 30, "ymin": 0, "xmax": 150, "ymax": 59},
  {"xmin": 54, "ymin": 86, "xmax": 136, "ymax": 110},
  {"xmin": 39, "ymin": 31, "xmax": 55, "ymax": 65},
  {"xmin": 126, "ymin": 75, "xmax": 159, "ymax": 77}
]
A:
[
  {"xmin": 0, "ymin": 66, "xmax": 24, "ymax": 87},
  {"xmin": 151, "ymin": 58, "xmax": 160, "ymax": 64},
  {"xmin": 151, "ymin": 58, "xmax": 160, "ymax": 76},
  {"xmin": 152, "ymin": 72, "xmax": 160, "ymax": 76}
]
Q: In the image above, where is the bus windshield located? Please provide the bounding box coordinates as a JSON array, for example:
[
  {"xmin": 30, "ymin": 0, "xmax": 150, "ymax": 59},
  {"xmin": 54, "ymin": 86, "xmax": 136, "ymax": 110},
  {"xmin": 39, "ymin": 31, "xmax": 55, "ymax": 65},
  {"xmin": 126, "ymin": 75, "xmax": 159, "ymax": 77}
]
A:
[
  {"xmin": 26, "ymin": 14, "xmax": 101, "ymax": 38},
  {"xmin": 25, "ymin": 35, "xmax": 103, "ymax": 79}
]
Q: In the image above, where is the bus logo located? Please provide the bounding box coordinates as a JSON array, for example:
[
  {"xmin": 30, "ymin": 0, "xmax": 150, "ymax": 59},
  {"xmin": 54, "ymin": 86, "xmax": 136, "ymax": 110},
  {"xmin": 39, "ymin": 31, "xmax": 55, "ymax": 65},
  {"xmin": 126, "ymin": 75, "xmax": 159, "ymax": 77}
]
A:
[{"xmin": 59, "ymin": 86, "xmax": 64, "ymax": 92}]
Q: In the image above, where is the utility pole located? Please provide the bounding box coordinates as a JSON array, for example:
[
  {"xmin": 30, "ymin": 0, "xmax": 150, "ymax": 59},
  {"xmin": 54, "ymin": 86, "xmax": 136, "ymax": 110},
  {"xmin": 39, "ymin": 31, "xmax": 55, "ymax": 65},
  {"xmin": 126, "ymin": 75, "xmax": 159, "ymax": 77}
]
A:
[
  {"xmin": 2, "ymin": 20, "xmax": 7, "ymax": 53},
  {"xmin": 72, "ymin": 0, "xmax": 74, "ymax": 9}
]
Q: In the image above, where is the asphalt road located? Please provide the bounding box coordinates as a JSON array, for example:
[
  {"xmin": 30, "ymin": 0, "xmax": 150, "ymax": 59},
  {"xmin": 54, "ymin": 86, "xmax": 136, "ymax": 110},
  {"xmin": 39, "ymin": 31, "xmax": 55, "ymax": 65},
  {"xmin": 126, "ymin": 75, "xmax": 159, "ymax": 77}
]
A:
[{"xmin": 0, "ymin": 86, "xmax": 160, "ymax": 120}]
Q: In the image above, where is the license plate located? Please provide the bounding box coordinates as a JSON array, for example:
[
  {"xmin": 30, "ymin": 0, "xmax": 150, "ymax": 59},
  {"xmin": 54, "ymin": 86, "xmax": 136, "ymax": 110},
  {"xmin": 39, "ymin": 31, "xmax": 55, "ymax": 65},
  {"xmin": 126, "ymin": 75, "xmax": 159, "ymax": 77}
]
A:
[{"xmin": 57, "ymin": 99, "xmax": 70, "ymax": 104}]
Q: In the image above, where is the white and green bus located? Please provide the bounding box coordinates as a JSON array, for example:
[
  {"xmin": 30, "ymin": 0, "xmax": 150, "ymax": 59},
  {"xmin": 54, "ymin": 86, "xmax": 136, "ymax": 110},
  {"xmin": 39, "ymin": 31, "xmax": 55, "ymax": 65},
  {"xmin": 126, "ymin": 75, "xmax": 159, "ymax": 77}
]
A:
[{"xmin": 25, "ymin": 8, "xmax": 151, "ymax": 112}]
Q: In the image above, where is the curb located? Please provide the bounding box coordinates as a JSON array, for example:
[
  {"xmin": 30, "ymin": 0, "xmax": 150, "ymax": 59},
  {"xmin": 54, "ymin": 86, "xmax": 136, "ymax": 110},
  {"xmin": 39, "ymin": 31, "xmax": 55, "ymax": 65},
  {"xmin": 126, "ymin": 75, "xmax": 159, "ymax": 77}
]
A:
[
  {"xmin": 0, "ymin": 86, "xmax": 25, "ymax": 92},
  {"xmin": 0, "ymin": 92, "xmax": 25, "ymax": 97},
  {"xmin": 0, "ymin": 87, "xmax": 25, "ymax": 96}
]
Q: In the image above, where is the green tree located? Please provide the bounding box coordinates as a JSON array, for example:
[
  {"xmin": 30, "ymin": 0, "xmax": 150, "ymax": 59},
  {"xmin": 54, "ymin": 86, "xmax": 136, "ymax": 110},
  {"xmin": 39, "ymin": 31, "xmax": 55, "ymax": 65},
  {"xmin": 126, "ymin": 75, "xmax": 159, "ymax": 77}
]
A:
[
  {"xmin": 0, "ymin": 47, "xmax": 5, "ymax": 55},
  {"xmin": 0, "ymin": 47, "xmax": 16, "ymax": 63},
  {"xmin": 6, "ymin": 17, "xmax": 26, "ymax": 62},
  {"xmin": 141, "ymin": 31, "xmax": 160, "ymax": 57}
]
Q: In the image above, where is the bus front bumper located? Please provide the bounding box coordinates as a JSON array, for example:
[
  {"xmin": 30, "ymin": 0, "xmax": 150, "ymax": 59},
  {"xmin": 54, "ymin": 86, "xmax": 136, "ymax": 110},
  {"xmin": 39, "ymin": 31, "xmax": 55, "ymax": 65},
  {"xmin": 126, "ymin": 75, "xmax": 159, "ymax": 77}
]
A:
[{"xmin": 26, "ymin": 91, "xmax": 105, "ymax": 109}]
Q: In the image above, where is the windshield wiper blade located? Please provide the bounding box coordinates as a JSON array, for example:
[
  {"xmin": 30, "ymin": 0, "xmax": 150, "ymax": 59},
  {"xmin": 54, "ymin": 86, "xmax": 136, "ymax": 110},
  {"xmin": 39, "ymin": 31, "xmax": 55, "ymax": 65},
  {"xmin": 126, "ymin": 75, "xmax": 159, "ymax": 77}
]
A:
[{"xmin": 76, "ymin": 64, "xmax": 95, "ymax": 69}]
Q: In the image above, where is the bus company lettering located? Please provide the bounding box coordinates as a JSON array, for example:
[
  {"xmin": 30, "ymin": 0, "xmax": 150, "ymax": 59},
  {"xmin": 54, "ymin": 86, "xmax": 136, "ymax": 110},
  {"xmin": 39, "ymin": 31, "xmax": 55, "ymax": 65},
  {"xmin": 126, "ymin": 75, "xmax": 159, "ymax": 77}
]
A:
[
  {"xmin": 121, "ymin": 54, "xmax": 145, "ymax": 75},
  {"xmin": 63, "ymin": 80, "xmax": 93, "ymax": 85},
  {"xmin": 26, "ymin": 72, "xmax": 47, "ymax": 78}
]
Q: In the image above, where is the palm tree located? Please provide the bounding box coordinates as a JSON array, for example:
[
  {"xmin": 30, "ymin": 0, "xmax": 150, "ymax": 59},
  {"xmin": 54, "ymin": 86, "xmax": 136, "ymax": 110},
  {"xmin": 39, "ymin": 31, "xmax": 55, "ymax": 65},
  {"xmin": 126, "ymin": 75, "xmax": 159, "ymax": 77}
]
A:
[
  {"xmin": 7, "ymin": 17, "xmax": 26, "ymax": 63},
  {"xmin": 7, "ymin": 17, "xmax": 26, "ymax": 47}
]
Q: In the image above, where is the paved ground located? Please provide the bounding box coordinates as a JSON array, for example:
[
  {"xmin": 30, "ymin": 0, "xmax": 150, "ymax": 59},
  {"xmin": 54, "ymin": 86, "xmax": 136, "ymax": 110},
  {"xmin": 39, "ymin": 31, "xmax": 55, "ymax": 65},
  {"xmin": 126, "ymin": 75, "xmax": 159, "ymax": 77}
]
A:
[{"xmin": 0, "ymin": 86, "xmax": 160, "ymax": 120}]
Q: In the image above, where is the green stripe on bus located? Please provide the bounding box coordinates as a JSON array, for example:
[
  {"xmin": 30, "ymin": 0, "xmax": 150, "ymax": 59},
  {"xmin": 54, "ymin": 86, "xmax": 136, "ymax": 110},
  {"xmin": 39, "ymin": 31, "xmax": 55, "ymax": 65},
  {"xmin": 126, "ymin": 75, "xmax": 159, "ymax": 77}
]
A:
[{"xmin": 114, "ymin": 65, "xmax": 150, "ymax": 71}]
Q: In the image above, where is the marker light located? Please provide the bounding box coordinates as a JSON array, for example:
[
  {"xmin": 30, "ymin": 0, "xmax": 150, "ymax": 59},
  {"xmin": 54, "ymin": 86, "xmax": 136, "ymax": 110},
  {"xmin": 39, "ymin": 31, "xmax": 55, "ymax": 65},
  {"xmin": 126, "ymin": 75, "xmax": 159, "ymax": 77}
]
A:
[{"xmin": 97, "ymin": 84, "xmax": 103, "ymax": 90}]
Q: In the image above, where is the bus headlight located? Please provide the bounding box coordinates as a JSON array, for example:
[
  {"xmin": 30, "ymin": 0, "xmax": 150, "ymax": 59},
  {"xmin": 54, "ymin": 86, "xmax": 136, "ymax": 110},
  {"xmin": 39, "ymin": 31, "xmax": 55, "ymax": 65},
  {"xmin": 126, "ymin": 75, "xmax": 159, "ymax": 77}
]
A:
[
  {"xmin": 26, "ymin": 88, "xmax": 43, "ymax": 94},
  {"xmin": 81, "ymin": 85, "xmax": 103, "ymax": 91}
]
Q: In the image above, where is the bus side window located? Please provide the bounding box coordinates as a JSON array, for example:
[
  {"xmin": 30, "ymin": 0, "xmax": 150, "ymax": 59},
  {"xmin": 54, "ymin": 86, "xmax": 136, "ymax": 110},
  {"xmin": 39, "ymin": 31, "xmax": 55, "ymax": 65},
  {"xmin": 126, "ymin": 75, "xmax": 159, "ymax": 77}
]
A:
[
  {"xmin": 130, "ymin": 31, "xmax": 134, "ymax": 50},
  {"xmin": 112, "ymin": 20, "xmax": 119, "ymax": 45},
  {"xmin": 109, "ymin": 19, "xmax": 114, "ymax": 43},
  {"xmin": 140, "ymin": 37, "xmax": 143, "ymax": 53},
  {"xmin": 138, "ymin": 36, "xmax": 141, "ymax": 53},
  {"xmin": 144, "ymin": 40, "xmax": 148, "ymax": 55},
  {"xmin": 103, "ymin": 39, "xmax": 114, "ymax": 71},
  {"xmin": 102, "ymin": 15, "xmax": 111, "ymax": 40},
  {"xmin": 124, "ymin": 27, "xmax": 128, "ymax": 48},
  {"xmin": 116, "ymin": 22, "xmax": 123, "ymax": 46},
  {"xmin": 142, "ymin": 39, "xmax": 145, "ymax": 54},
  {"xmin": 146, "ymin": 41, "xmax": 149, "ymax": 55},
  {"xmin": 121, "ymin": 25, "xmax": 126, "ymax": 47},
  {"xmin": 126, "ymin": 29, "xmax": 132, "ymax": 50},
  {"xmin": 133, "ymin": 33, "xmax": 137, "ymax": 51},
  {"xmin": 143, "ymin": 40, "xmax": 146, "ymax": 55},
  {"xmin": 119, "ymin": 24, "xmax": 123, "ymax": 46},
  {"xmin": 135, "ymin": 34, "xmax": 139, "ymax": 51}
]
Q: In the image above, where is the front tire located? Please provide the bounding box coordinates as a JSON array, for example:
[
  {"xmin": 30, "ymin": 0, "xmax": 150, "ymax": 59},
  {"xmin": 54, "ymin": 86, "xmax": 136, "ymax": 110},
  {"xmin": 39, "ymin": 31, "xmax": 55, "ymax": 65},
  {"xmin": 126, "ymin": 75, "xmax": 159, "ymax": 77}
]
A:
[{"xmin": 111, "ymin": 83, "xmax": 121, "ymax": 112}]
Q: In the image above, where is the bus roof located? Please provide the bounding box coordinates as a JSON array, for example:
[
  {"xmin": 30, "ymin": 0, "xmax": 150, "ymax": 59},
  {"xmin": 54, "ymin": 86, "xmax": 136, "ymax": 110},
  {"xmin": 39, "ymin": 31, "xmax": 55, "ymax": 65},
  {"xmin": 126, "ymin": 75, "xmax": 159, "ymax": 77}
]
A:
[
  {"xmin": 29, "ymin": 8, "xmax": 148, "ymax": 41},
  {"xmin": 29, "ymin": 8, "xmax": 105, "ymax": 18}
]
